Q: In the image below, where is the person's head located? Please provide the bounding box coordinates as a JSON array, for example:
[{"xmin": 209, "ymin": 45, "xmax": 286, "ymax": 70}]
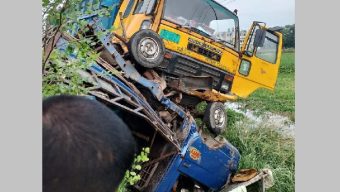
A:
[{"xmin": 43, "ymin": 95, "xmax": 136, "ymax": 192}]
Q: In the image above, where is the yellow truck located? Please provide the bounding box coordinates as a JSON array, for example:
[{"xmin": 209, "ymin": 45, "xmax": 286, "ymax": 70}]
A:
[{"xmin": 99, "ymin": 0, "xmax": 283, "ymax": 134}]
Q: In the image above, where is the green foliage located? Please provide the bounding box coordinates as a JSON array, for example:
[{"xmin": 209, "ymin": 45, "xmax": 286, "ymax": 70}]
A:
[
  {"xmin": 195, "ymin": 101, "xmax": 207, "ymax": 114},
  {"xmin": 224, "ymin": 117, "xmax": 295, "ymax": 192},
  {"xmin": 117, "ymin": 147, "xmax": 151, "ymax": 192},
  {"xmin": 42, "ymin": 0, "xmax": 115, "ymax": 97},
  {"xmin": 43, "ymin": 0, "xmax": 112, "ymax": 28},
  {"xmin": 42, "ymin": 39, "xmax": 100, "ymax": 97},
  {"xmin": 282, "ymin": 47, "xmax": 295, "ymax": 53},
  {"xmin": 195, "ymin": 118, "xmax": 204, "ymax": 128},
  {"xmin": 282, "ymin": 24, "xmax": 295, "ymax": 48}
]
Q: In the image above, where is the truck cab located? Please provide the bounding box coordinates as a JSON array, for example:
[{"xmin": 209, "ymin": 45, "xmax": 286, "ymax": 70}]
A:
[{"xmin": 110, "ymin": 0, "xmax": 282, "ymax": 100}]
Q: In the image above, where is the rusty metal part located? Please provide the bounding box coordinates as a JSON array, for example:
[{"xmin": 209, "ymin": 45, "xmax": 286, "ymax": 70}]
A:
[
  {"xmin": 150, "ymin": 0, "xmax": 165, "ymax": 32},
  {"xmin": 118, "ymin": 12, "xmax": 127, "ymax": 39},
  {"xmin": 132, "ymin": 131, "xmax": 150, "ymax": 142},
  {"xmin": 149, "ymin": 131, "xmax": 157, "ymax": 149},
  {"xmin": 167, "ymin": 76, "xmax": 213, "ymax": 92},
  {"xmin": 200, "ymin": 132, "xmax": 226, "ymax": 149},
  {"xmin": 189, "ymin": 89, "xmax": 238, "ymax": 102},
  {"xmin": 164, "ymin": 91, "xmax": 182, "ymax": 104},
  {"xmin": 143, "ymin": 151, "xmax": 177, "ymax": 167},
  {"xmin": 92, "ymin": 19, "xmax": 166, "ymax": 100},
  {"xmin": 159, "ymin": 110, "xmax": 173, "ymax": 124},
  {"xmin": 75, "ymin": 66, "xmax": 180, "ymax": 150},
  {"xmin": 223, "ymin": 170, "xmax": 270, "ymax": 192},
  {"xmin": 112, "ymin": 32, "xmax": 128, "ymax": 44},
  {"xmin": 174, "ymin": 92, "xmax": 182, "ymax": 104},
  {"xmin": 144, "ymin": 70, "xmax": 167, "ymax": 90},
  {"xmin": 172, "ymin": 181, "xmax": 179, "ymax": 192},
  {"xmin": 111, "ymin": 35, "xmax": 129, "ymax": 54},
  {"xmin": 167, "ymin": 76, "xmax": 237, "ymax": 102},
  {"xmin": 43, "ymin": 31, "xmax": 62, "ymax": 66},
  {"xmin": 136, "ymin": 144, "xmax": 177, "ymax": 190},
  {"xmin": 172, "ymin": 119, "xmax": 178, "ymax": 132},
  {"xmin": 99, "ymin": 49, "xmax": 118, "ymax": 66},
  {"xmin": 231, "ymin": 169, "xmax": 258, "ymax": 183},
  {"xmin": 136, "ymin": 162, "xmax": 160, "ymax": 190},
  {"xmin": 164, "ymin": 90, "xmax": 178, "ymax": 97},
  {"xmin": 96, "ymin": 54, "xmax": 150, "ymax": 102}
]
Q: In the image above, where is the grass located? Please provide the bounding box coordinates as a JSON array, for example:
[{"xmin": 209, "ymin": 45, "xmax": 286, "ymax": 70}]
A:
[
  {"xmin": 224, "ymin": 110, "xmax": 295, "ymax": 192},
  {"xmin": 222, "ymin": 51, "xmax": 295, "ymax": 191},
  {"xmin": 239, "ymin": 52, "xmax": 295, "ymax": 121}
]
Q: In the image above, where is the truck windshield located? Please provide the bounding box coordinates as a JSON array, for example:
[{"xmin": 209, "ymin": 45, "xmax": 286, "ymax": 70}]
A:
[{"xmin": 163, "ymin": 0, "xmax": 239, "ymax": 50}]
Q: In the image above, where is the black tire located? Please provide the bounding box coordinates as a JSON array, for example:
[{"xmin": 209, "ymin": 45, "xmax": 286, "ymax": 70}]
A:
[
  {"xmin": 203, "ymin": 102, "xmax": 227, "ymax": 135},
  {"xmin": 128, "ymin": 30, "xmax": 165, "ymax": 68}
]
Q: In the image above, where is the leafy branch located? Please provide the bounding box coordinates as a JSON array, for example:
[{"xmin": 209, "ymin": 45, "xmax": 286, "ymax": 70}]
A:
[
  {"xmin": 117, "ymin": 148, "xmax": 151, "ymax": 192},
  {"xmin": 42, "ymin": 0, "xmax": 111, "ymax": 97}
]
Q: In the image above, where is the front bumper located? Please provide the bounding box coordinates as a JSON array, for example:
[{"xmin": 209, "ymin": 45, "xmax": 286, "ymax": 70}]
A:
[{"xmin": 159, "ymin": 51, "xmax": 237, "ymax": 102}]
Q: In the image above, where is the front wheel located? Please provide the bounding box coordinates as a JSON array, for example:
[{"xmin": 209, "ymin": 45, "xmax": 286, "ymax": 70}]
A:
[
  {"xmin": 203, "ymin": 102, "xmax": 227, "ymax": 135},
  {"xmin": 128, "ymin": 30, "xmax": 165, "ymax": 68}
]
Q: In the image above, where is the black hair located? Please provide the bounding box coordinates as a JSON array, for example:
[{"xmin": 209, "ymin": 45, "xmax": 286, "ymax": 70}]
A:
[{"xmin": 43, "ymin": 95, "xmax": 136, "ymax": 192}]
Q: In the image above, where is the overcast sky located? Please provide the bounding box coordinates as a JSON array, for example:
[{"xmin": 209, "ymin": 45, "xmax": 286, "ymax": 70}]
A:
[{"xmin": 216, "ymin": 0, "xmax": 295, "ymax": 30}]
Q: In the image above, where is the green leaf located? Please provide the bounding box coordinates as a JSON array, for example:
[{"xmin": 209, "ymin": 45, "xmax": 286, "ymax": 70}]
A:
[{"xmin": 135, "ymin": 165, "xmax": 142, "ymax": 170}]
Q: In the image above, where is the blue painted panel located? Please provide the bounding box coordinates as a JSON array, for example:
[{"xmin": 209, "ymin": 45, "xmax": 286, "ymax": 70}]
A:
[
  {"xmin": 155, "ymin": 119, "xmax": 240, "ymax": 191},
  {"xmin": 77, "ymin": 0, "xmax": 121, "ymax": 29},
  {"xmin": 154, "ymin": 155, "xmax": 182, "ymax": 192},
  {"xmin": 177, "ymin": 136, "xmax": 240, "ymax": 190},
  {"xmin": 99, "ymin": 0, "xmax": 121, "ymax": 29}
]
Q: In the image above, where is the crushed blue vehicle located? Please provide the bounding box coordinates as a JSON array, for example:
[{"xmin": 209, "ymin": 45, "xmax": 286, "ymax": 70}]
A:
[{"xmin": 47, "ymin": 1, "xmax": 241, "ymax": 191}]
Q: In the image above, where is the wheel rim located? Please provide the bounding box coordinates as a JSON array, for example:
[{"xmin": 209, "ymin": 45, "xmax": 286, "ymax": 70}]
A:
[
  {"xmin": 214, "ymin": 108, "xmax": 225, "ymax": 128},
  {"xmin": 139, "ymin": 37, "xmax": 160, "ymax": 60}
]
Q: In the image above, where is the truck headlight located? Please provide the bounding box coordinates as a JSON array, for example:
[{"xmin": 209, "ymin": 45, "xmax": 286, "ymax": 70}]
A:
[
  {"xmin": 141, "ymin": 20, "xmax": 151, "ymax": 30},
  {"xmin": 220, "ymin": 74, "xmax": 234, "ymax": 93},
  {"xmin": 221, "ymin": 82, "xmax": 230, "ymax": 92}
]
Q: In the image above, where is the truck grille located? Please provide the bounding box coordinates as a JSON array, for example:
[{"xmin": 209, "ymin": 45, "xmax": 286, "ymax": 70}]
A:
[{"xmin": 159, "ymin": 52, "xmax": 230, "ymax": 90}]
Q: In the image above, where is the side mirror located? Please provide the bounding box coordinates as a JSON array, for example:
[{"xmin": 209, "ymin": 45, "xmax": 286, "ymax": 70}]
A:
[{"xmin": 253, "ymin": 28, "xmax": 266, "ymax": 48}]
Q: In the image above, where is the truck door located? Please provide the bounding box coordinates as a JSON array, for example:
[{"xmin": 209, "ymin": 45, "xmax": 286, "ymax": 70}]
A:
[
  {"xmin": 113, "ymin": 0, "xmax": 158, "ymax": 38},
  {"xmin": 112, "ymin": 0, "xmax": 137, "ymax": 37},
  {"xmin": 231, "ymin": 22, "xmax": 283, "ymax": 98}
]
